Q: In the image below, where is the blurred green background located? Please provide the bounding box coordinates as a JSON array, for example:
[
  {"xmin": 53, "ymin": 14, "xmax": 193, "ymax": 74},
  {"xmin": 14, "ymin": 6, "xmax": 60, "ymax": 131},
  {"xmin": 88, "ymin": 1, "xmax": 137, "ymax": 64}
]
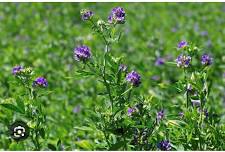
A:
[{"xmin": 0, "ymin": 3, "xmax": 224, "ymax": 150}]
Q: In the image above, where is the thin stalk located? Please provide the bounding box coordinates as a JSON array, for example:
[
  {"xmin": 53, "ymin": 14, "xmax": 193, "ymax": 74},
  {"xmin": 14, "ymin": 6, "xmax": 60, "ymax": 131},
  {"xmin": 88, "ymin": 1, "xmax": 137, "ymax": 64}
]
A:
[
  {"xmin": 184, "ymin": 69, "xmax": 189, "ymax": 108},
  {"xmin": 199, "ymin": 93, "xmax": 204, "ymax": 150},
  {"xmin": 148, "ymin": 120, "xmax": 157, "ymax": 138},
  {"xmin": 35, "ymin": 130, "xmax": 41, "ymax": 150},
  {"xmin": 127, "ymin": 89, "xmax": 132, "ymax": 102},
  {"xmin": 123, "ymin": 136, "xmax": 127, "ymax": 150},
  {"xmin": 121, "ymin": 87, "xmax": 133, "ymax": 96},
  {"xmin": 90, "ymin": 19, "xmax": 114, "ymax": 112},
  {"xmin": 101, "ymin": 114, "xmax": 111, "ymax": 148},
  {"xmin": 198, "ymin": 119, "xmax": 203, "ymax": 150},
  {"xmin": 27, "ymin": 87, "xmax": 42, "ymax": 150},
  {"xmin": 101, "ymin": 45, "xmax": 114, "ymax": 113}
]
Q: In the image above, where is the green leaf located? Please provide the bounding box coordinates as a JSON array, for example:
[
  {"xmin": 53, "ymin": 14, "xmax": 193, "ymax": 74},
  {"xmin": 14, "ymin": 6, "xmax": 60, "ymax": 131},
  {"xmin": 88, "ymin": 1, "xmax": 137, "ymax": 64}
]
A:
[
  {"xmin": 109, "ymin": 141, "xmax": 127, "ymax": 150},
  {"xmin": 75, "ymin": 140, "xmax": 93, "ymax": 150},
  {"xmin": 39, "ymin": 128, "xmax": 45, "ymax": 139},
  {"xmin": 48, "ymin": 144, "xmax": 57, "ymax": 151},
  {"xmin": 57, "ymin": 139, "xmax": 61, "ymax": 147},
  {"xmin": 16, "ymin": 98, "xmax": 25, "ymax": 114},
  {"xmin": 175, "ymin": 144, "xmax": 185, "ymax": 151},
  {"xmin": 0, "ymin": 103, "xmax": 24, "ymax": 114},
  {"xmin": 74, "ymin": 70, "xmax": 95, "ymax": 78},
  {"xmin": 74, "ymin": 126, "xmax": 93, "ymax": 131},
  {"xmin": 57, "ymin": 139, "xmax": 64, "ymax": 150}
]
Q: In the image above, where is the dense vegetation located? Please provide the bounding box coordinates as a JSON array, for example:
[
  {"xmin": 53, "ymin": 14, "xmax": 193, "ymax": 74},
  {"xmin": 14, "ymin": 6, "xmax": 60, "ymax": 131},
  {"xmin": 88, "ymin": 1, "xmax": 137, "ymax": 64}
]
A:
[{"xmin": 0, "ymin": 3, "xmax": 225, "ymax": 150}]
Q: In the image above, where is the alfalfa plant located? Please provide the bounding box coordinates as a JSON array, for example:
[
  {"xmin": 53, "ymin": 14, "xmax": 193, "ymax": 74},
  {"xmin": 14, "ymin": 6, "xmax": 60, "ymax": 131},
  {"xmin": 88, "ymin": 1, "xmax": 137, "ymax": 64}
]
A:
[{"xmin": 0, "ymin": 66, "xmax": 48, "ymax": 150}]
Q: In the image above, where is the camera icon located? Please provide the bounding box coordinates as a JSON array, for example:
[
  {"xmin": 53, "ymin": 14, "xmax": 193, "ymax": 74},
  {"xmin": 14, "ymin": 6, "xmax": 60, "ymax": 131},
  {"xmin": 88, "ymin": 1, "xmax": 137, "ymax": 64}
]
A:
[{"xmin": 9, "ymin": 120, "xmax": 29, "ymax": 141}]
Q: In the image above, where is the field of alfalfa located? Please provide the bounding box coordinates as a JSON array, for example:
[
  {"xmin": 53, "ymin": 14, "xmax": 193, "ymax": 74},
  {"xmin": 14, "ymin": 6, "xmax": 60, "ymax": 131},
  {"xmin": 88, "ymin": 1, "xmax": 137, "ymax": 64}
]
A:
[{"xmin": 0, "ymin": 2, "xmax": 225, "ymax": 151}]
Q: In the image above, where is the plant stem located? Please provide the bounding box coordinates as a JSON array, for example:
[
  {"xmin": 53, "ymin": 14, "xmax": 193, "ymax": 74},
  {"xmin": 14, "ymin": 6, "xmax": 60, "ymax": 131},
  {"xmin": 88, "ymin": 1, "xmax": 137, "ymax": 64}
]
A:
[
  {"xmin": 27, "ymin": 87, "xmax": 42, "ymax": 150},
  {"xmin": 123, "ymin": 136, "xmax": 127, "ymax": 150},
  {"xmin": 90, "ymin": 19, "xmax": 114, "ymax": 112},
  {"xmin": 35, "ymin": 131, "xmax": 41, "ymax": 150},
  {"xmin": 184, "ymin": 69, "xmax": 189, "ymax": 108},
  {"xmin": 148, "ymin": 120, "xmax": 157, "ymax": 138},
  {"xmin": 127, "ymin": 89, "xmax": 132, "ymax": 102},
  {"xmin": 102, "ymin": 44, "xmax": 114, "ymax": 113},
  {"xmin": 121, "ymin": 87, "xmax": 132, "ymax": 96}
]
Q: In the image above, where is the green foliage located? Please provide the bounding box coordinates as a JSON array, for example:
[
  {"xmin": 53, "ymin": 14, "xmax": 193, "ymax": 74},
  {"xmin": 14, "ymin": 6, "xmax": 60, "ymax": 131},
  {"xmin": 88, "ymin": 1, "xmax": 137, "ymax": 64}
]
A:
[{"xmin": 0, "ymin": 3, "xmax": 224, "ymax": 151}]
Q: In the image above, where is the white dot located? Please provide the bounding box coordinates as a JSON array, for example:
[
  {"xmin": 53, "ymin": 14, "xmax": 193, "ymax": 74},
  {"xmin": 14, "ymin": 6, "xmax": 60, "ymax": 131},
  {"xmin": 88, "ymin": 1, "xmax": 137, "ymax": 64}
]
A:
[{"xmin": 17, "ymin": 130, "xmax": 22, "ymax": 134}]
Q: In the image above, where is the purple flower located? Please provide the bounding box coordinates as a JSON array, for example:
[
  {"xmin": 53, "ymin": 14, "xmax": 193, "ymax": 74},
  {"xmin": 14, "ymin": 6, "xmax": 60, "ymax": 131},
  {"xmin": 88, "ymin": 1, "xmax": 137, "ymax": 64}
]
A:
[
  {"xmin": 155, "ymin": 57, "xmax": 165, "ymax": 66},
  {"xmin": 119, "ymin": 64, "xmax": 127, "ymax": 72},
  {"xmin": 175, "ymin": 54, "xmax": 191, "ymax": 68},
  {"xmin": 127, "ymin": 107, "xmax": 135, "ymax": 116},
  {"xmin": 12, "ymin": 66, "xmax": 23, "ymax": 75},
  {"xmin": 126, "ymin": 71, "xmax": 141, "ymax": 87},
  {"xmin": 201, "ymin": 54, "xmax": 213, "ymax": 66},
  {"xmin": 157, "ymin": 110, "xmax": 164, "ymax": 122},
  {"xmin": 73, "ymin": 105, "xmax": 81, "ymax": 113},
  {"xmin": 33, "ymin": 77, "xmax": 48, "ymax": 87},
  {"xmin": 157, "ymin": 140, "xmax": 172, "ymax": 151},
  {"xmin": 177, "ymin": 41, "xmax": 188, "ymax": 48},
  {"xmin": 74, "ymin": 45, "xmax": 91, "ymax": 62},
  {"xmin": 80, "ymin": 9, "xmax": 94, "ymax": 21},
  {"xmin": 108, "ymin": 7, "xmax": 125, "ymax": 24},
  {"xmin": 179, "ymin": 112, "xmax": 184, "ymax": 118}
]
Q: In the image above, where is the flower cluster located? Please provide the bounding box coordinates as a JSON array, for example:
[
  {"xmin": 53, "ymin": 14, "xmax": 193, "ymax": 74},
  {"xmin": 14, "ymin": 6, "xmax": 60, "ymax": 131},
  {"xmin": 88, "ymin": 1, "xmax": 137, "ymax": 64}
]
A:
[
  {"xmin": 157, "ymin": 140, "xmax": 172, "ymax": 151},
  {"xmin": 12, "ymin": 65, "xmax": 48, "ymax": 89},
  {"xmin": 175, "ymin": 54, "xmax": 191, "ymax": 68},
  {"xmin": 201, "ymin": 54, "xmax": 213, "ymax": 66},
  {"xmin": 126, "ymin": 71, "xmax": 141, "ymax": 87},
  {"xmin": 12, "ymin": 66, "xmax": 33, "ymax": 77},
  {"xmin": 177, "ymin": 40, "xmax": 188, "ymax": 48},
  {"xmin": 33, "ymin": 77, "xmax": 48, "ymax": 88},
  {"xmin": 176, "ymin": 41, "xmax": 213, "ymax": 68},
  {"xmin": 74, "ymin": 45, "xmax": 91, "ymax": 62},
  {"xmin": 12, "ymin": 66, "xmax": 23, "ymax": 75},
  {"xmin": 80, "ymin": 9, "xmax": 94, "ymax": 21},
  {"xmin": 108, "ymin": 7, "xmax": 126, "ymax": 24}
]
